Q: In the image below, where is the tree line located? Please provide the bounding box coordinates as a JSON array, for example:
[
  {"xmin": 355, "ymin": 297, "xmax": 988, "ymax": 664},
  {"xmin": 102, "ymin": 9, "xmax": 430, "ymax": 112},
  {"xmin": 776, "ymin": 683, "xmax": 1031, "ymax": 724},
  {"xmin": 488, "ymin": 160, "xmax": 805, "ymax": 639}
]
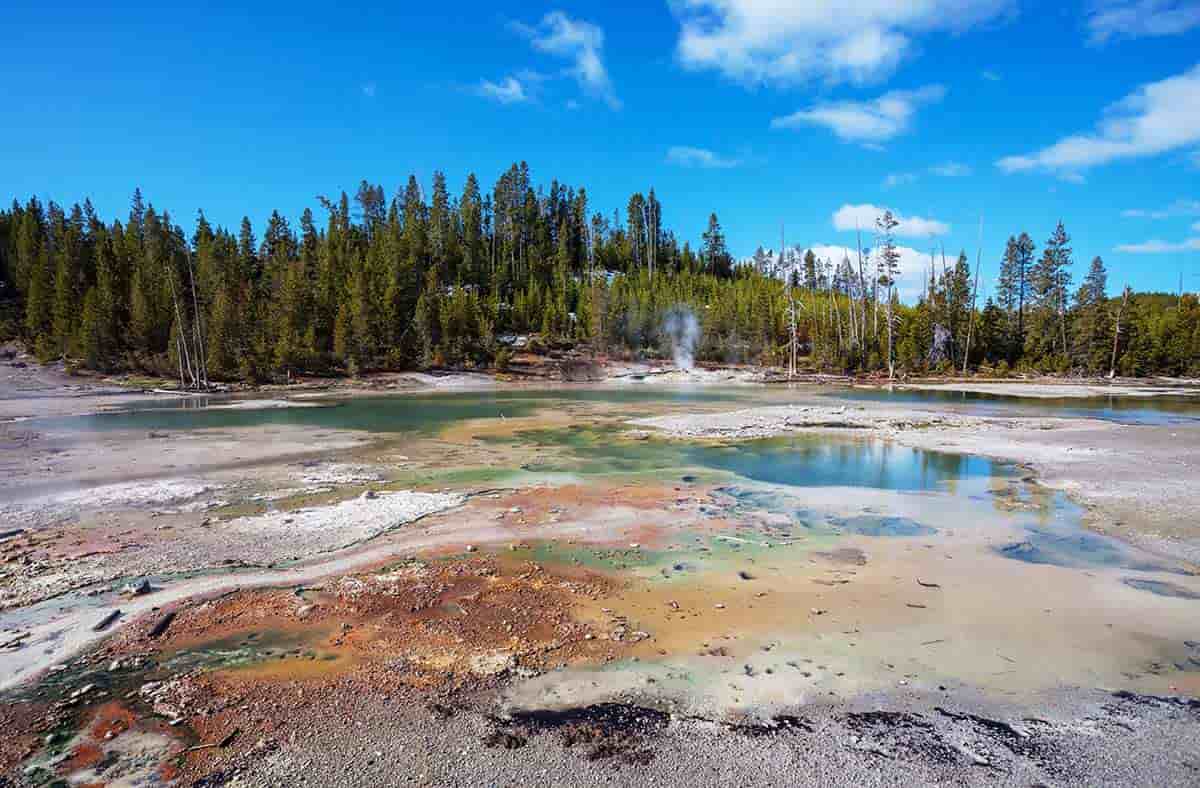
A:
[
  {"xmin": 0, "ymin": 165, "xmax": 1195, "ymax": 383},
  {"xmin": 763, "ymin": 215, "xmax": 1197, "ymax": 378}
]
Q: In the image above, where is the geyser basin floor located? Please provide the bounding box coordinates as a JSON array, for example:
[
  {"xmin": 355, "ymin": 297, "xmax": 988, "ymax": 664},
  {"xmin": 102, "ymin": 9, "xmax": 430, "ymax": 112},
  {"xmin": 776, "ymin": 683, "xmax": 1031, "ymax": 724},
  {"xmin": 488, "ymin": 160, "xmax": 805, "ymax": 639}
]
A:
[{"xmin": 3, "ymin": 383, "xmax": 1200, "ymax": 785}]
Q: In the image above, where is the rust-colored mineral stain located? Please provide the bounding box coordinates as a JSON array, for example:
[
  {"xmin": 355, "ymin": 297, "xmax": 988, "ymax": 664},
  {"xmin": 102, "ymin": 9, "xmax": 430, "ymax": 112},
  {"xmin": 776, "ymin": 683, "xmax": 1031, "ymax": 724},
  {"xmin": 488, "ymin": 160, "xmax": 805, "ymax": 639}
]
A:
[
  {"xmin": 87, "ymin": 700, "xmax": 138, "ymax": 740},
  {"xmin": 109, "ymin": 556, "xmax": 624, "ymax": 688},
  {"xmin": 59, "ymin": 740, "xmax": 104, "ymax": 773}
]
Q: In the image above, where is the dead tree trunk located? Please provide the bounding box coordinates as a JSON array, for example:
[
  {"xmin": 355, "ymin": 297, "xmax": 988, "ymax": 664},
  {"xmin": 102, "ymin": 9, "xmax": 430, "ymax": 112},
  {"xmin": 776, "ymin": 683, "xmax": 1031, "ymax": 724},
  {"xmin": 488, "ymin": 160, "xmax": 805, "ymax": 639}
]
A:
[
  {"xmin": 164, "ymin": 257, "xmax": 196, "ymax": 389},
  {"xmin": 186, "ymin": 250, "xmax": 207, "ymax": 389},
  {"xmin": 962, "ymin": 216, "xmax": 984, "ymax": 375},
  {"xmin": 1109, "ymin": 286, "xmax": 1129, "ymax": 379}
]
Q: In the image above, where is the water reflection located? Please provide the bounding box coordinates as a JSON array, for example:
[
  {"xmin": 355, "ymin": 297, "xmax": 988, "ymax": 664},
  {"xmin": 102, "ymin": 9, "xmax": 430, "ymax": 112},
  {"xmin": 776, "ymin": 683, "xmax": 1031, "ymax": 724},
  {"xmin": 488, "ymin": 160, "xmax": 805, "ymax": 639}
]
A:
[
  {"xmin": 823, "ymin": 387, "xmax": 1200, "ymax": 426},
  {"xmin": 689, "ymin": 436, "xmax": 1004, "ymax": 492},
  {"xmin": 42, "ymin": 387, "xmax": 749, "ymax": 435}
]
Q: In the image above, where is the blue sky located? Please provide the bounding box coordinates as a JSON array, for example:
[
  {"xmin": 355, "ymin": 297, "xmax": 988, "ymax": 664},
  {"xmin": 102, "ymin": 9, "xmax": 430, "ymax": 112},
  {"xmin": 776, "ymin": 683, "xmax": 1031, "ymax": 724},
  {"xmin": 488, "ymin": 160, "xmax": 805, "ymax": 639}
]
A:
[{"xmin": 5, "ymin": 0, "xmax": 1200, "ymax": 300}]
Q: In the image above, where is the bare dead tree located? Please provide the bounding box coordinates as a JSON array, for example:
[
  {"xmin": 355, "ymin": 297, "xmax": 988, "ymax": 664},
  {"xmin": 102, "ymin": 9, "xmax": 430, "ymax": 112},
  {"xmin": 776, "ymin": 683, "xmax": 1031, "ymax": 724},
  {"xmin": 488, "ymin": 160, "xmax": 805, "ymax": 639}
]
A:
[
  {"xmin": 1109, "ymin": 286, "xmax": 1130, "ymax": 379},
  {"xmin": 185, "ymin": 247, "xmax": 208, "ymax": 389},
  {"xmin": 844, "ymin": 257, "xmax": 859, "ymax": 352},
  {"xmin": 962, "ymin": 216, "xmax": 984, "ymax": 375},
  {"xmin": 164, "ymin": 254, "xmax": 196, "ymax": 389},
  {"xmin": 855, "ymin": 228, "xmax": 868, "ymax": 357},
  {"xmin": 782, "ymin": 224, "xmax": 797, "ymax": 377}
]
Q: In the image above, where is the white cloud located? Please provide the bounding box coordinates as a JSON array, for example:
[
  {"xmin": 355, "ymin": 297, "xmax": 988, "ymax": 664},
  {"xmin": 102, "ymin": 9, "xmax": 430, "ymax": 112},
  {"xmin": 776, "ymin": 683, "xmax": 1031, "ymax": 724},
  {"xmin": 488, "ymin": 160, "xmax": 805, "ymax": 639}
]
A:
[
  {"xmin": 1087, "ymin": 1, "xmax": 1200, "ymax": 44},
  {"xmin": 1194, "ymin": 220, "xmax": 1200, "ymax": 231},
  {"xmin": 1121, "ymin": 199, "xmax": 1200, "ymax": 218},
  {"xmin": 514, "ymin": 11, "xmax": 620, "ymax": 110},
  {"xmin": 476, "ymin": 76, "xmax": 529, "ymax": 105},
  {"xmin": 930, "ymin": 161, "xmax": 972, "ymax": 177},
  {"xmin": 883, "ymin": 172, "xmax": 918, "ymax": 188},
  {"xmin": 832, "ymin": 204, "xmax": 950, "ymax": 237},
  {"xmin": 666, "ymin": 146, "xmax": 743, "ymax": 169},
  {"xmin": 671, "ymin": 1, "xmax": 1013, "ymax": 87},
  {"xmin": 771, "ymin": 85, "xmax": 945, "ymax": 145},
  {"xmin": 997, "ymin": 63, "xmax": 1200, "ymax": 175},
  {"xmin": 1114, "ymin": 237, "xmax": 1200, "ymax": 253},
  {"xmin": 802, "ymin": 244, "xmax": 946, "ymax": 302}
]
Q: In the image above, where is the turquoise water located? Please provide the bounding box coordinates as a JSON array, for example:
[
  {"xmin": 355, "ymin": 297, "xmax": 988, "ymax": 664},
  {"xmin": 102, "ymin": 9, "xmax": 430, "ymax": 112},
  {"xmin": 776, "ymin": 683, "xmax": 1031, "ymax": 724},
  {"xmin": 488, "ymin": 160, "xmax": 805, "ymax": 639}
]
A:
[
  {"xmin": 507, "ymin": 426, "xmax": 1006, "ymax": 491},
  {"xmin": 687, "ymin": 437, "xmax": 1003, "ymax": 491},
  {"xmin": 823, "ymin": 386, "xmax": 1200, "ymax": 426},
  {"xmin": 43, "ymin": 387, "xmax": 753, "ymax": 436}
]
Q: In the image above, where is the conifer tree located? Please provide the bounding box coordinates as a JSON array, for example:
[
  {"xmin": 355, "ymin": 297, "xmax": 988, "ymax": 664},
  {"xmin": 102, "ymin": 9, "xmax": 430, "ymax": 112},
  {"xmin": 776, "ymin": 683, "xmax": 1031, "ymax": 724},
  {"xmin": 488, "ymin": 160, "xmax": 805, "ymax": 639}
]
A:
[
  {"xmin": 875, "ymin": 210, "xmax": 901, "ymax": 378},
  {"xmin": 996, "ymin": 232, "xmax": 1034, "ymax": 361},
  {"xmin": 1026, "ymin": 222, "xmax": 1073, "ymax": 368},
  {"xmin": 1072, "ymin": 256, "xmax": 1109, "ymax": 373}
]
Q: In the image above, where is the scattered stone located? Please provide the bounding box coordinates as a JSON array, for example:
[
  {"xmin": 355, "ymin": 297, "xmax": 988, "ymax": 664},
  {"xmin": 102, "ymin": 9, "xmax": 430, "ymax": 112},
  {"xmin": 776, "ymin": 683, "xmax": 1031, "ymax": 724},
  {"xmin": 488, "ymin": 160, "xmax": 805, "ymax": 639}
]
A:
[{"xmin": 122, "ymin": 578, "xmax": 153, "ymax": 596}]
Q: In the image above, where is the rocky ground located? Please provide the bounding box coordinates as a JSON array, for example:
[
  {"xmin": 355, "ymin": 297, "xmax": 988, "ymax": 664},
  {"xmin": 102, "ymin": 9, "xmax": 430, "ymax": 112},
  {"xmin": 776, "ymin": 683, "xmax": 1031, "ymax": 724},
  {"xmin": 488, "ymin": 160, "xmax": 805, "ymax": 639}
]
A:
[
  {"xmin": 4, "ymin": 349, "xmax": 1200, "ymax": 786},
  {"xmin": 6, "ymin": 553, "xmax": 1200, "ymax": 787}
]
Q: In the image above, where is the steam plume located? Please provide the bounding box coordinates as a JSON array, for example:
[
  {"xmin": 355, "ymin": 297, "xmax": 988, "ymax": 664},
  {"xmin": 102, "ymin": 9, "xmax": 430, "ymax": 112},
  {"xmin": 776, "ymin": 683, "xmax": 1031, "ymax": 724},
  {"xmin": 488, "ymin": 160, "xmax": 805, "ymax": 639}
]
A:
[{"xmin": 663, "ymin": 306, "xmax": 700, "ymax": 371}]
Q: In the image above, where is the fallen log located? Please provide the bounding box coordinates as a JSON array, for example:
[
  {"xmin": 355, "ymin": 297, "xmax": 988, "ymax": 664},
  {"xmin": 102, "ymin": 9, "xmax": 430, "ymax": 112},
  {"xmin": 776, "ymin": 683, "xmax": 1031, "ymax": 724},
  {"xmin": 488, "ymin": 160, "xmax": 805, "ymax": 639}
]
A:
[
  {"xmin": 92, "ymin": 609, "xmax": 122, "ymax": 632},
  {"xmin": 147, "ymin": 611, "xmax": 176, "ymax": 639}
]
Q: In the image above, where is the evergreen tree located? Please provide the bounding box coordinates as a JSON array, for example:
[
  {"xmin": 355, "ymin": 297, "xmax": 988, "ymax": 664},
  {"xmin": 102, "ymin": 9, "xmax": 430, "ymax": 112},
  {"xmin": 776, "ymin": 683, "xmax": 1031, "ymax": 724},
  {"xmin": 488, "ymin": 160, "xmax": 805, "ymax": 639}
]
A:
[
  {"xmin": 1072, "ymin": 256, "xmax": 1110, "ymax": 373},
  {"xmin": 1025, "ymin": 222, "xmax": 1073, "ymax": 368},
  {"xmin": 3, "ymin": 169, "xmax": 1195, "ymax": 383},
  {"xmin": 803, "ymin": 249, "xmax": 818, "ymax": 291},
  {"xmin": 413, "ymin": 268, "xmax": 442, "ymax": 367},
  {"xmin": 875, "ymin": 210, "xmax": 901, "ymax": 378},
  {"xmin": 996, "ymin": 232, "xmax": 1034, "ymax": 361},
  {"xmin": 701, "ymin": 213, "xmax": 731, "ymax": 278}
]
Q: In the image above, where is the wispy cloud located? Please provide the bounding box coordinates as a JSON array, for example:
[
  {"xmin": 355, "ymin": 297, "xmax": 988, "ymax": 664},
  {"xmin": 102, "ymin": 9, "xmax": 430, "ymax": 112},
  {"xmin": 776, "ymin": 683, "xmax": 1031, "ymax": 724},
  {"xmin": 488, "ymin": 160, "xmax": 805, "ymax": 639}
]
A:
[
  {"xmin": 883, "ymin": 162, "xmax": 972, "ymax": 188},
  {"xmin": 832, "ymin": 204, "xmax": 949, "ymax": 237},
  {"xmin": 670, "ymin": 1, "xmax": 1013, "ymax": 87},
  {"xmin": 1087, "ymin": 0, "xmax": 1200, "ymax": 44},
  {"xmin": 930, "ymin": 161, "xmax": 972, "ymax": 177},
  {"xmin": 772, "ymin": 85, "xmax": 945, "ymax": 146},
  {"xmin": 1115, "ymin": 237, "xmax": 1200, "ymax": 253},
  {"xmin": 997, "ymin": 63, "xmax": 1200, "ymax": 177},
  {"xmin": 883, "ymin": 172, "xmax": 918, "ymax": 188},
  {"xmin": 513, "ymin": 11, "xmax": 620, "ymax": 110},
  {"xmin": 361, "ymin": 82, "xmax": 377, "ymax": 98},
  {"xmin": 1121, "ymin": 199, "xmax": 1200, "ymax": 218},
  {"xmin": 475, "ymin": 76, "xmax": 529, "ymax": 105},
  {"xmin": 666, "ymin": 146, "xmax": 743, "ymax": 169}
]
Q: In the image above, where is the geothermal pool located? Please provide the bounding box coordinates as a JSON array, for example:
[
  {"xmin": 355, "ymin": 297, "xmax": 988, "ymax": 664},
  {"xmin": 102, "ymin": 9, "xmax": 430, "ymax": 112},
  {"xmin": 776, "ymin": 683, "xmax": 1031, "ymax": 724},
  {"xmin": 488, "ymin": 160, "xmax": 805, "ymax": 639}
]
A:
[{"xmin": 3, "ymin": 384, "xmax": 1200, "ymax": 783}]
